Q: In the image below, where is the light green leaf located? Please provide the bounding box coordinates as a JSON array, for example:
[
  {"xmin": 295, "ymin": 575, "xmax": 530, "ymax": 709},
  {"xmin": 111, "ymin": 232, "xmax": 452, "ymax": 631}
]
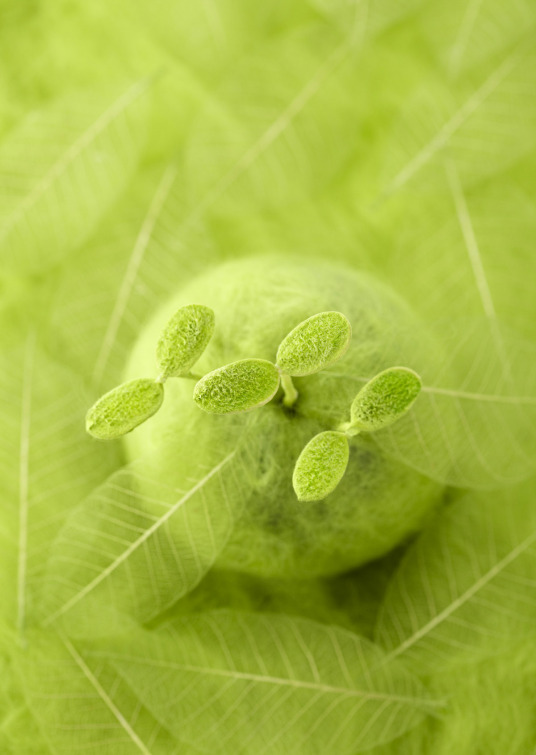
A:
[
  {"xmin": 375, "ymin": 478, "xmax": 536, "ymax": 673},
  {"xmin": 0, "ymin": 336, "xmax": 118, "ymax": 637},
  {"xmin": 49, "ymin": 163, "xmax": 215, "ymax": 390},
  {"xmin": 156, "ymin": 304, "xmax": 215, "ymax": 379},
  {"xmin": 183, "ymin": 24, "xmax": 364, "ymax": 217},
  {"xmin": 99, "ymin": 611, "xmax": 440, "ymax": 755},
  {"xmin": 43, "ymin": 426, "xmax": 254, "ymax": 627},
  {"xmin": 310, "ymin": 0, "xmax": 429, "ymax": 40},
  {"xmin": 86, "ymin": 379, "xmax": 164, "ymax": 440},
  {"xmin": 276, "ymin": 311, "xmax": 352, "ymax": 377},
  {"xmin": 321, "ymin": 320, "xmax": 536, "ymax": 488},
  {"xmin": 350, "ymin": 367, "xmax": 422, "ymax": 433},
  {"xmin": 420, "ymin": 0, "xmax": 536, "ymax": 77},
  {"xmin": 194, "ymin": 359, "xmax": 280, "ymax": 414},
  {"xmin": 293, "ymin": 431, "xmax": 349, "ymax": 502},
  {"xmin": 378, "ymin": 43, "xmax": 536, "ymax": 200},
  {"xmin": 15, "ymin": 629, "xmax": 194, "ymax": 755},
  {"xmin": 0, "ymin": 81, "xmax": 150, "ymax": 274},
  {"xmin": 378, "ymin": 171, "xmax": 536, "ymax": 344}
]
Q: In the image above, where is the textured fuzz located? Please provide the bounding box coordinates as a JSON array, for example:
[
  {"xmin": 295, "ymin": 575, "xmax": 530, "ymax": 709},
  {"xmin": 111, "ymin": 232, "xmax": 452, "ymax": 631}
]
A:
[
  {"xmin": 351, "ymin": 367, "xmax": 422, "ymax": 432},
  {"xmin": 86, "ymin": 378, "xmax": 164, "ymax": 439},
  {"xmin": 194, "ymin": 358, "xmax": 280, "ymax": 414},
  {"xmin": 293, "ymin": 431, "xmax": 349, "ymax": 501},
  {"xmin": 276, "ymin": 311, "xmax": 351, "ymax": 376},
  {"xmin": 156, "ymin": 304, "xmax": 215, "ymax": 379}
]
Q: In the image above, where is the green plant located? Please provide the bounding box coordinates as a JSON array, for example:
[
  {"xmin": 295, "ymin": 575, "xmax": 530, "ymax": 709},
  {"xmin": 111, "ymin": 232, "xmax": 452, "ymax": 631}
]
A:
[
  {"xmin": 87, "ymin": 305, "xmax": 421, "ymax": 503},
  {"xmin": 1, "ymin": 2, "xmax": 536, "ymax": 754}
]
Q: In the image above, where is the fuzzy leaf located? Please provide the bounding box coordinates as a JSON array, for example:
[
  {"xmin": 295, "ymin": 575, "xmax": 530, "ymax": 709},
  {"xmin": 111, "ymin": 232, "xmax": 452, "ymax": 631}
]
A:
[
  {"xmin": 194, "ymin": 359, "xmax": 280, "ymax": 414},
  {"xmin": 293, "ymin": 431, "xmax": 349, "ymax": 502},
  {"xmin": 98, "ymin": 611, "xmax": 440, "ymax": 755},
  {"xmin": 276, "ymin": 311, "xmax": 352, "ymax": 377},
  {"xmin": 350, "ymin": 367, "xmax": 422, "ymax": 433},
  {"xmin": 156, "ymin": 304, "xmax": 215, "ymax": 379},
  {"xmin": 86, "ymin": 379, "xmax": 164, "ymax": 440}
]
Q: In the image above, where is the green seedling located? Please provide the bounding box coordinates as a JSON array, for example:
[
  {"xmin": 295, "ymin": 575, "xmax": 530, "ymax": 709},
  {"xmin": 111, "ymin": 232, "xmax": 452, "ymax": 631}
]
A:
[
  {"xmin": 348, "ymin": 367, "xmax": 422, "ymax": 433},
  {"xmin": 194, "ymin": 358, "xmax": 280, "ymax": 414},
  {"xmin": 276, "ymin": 311, "xmax": 351, "ymax": 377},
  {"xmin": 293, "ymin": 431, "xmax": 350, "ymax": 502},
  {"xmin": 86, "ymin": 378, "xmax": 164, "ymax": 440},
  {"xmin": 156, "ymin": 304, "xmax": 215, "ymax": 380},
  {"xmin": 294, "ymin": 366, "xmax": 422, "ymax": 501}
]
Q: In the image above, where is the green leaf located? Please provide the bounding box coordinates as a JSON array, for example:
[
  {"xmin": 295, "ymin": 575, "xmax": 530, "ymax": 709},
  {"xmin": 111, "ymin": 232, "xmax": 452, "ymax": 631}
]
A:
[
  {"xmin": 378, "ymin": 44, "xmax": 536, "ymax": 200},
  {"xmin": 49, "ymin": 163, "xmax": 213, "ymax": 389},
  {"xmin": 86, "ymin": 379, "xmax": 164, "ymax": 440},
  {"xmin": 14, "ymin": 629, "xmax": 195, "ymax": 755},
  {"xmin": 98, "ymin": 611, "xmax": 440, "ymax": 755},
  {"xmin": 43, "ymin": 425, "xmax": 254, "ymax": 627},
  {"xmin": 375, "ymin": 478, "xmax": 536, "ymax": 673},
  {"xmin": 320, "ymin": 320, "xmax": 536, "ymax": 488},
  {"xmin": 293, "ymin": 431, "xmax": 349, "ymax": 502},
  {"xmin": 276, "ymin": 311, "xmax": 352, "ymax": 377},
  {"xmin": 349, "ymin": 367, "xmax": 422, "ymax": 433},
  {"xmin": 156, "ymin": 304, "xmax": 215, "ymax": 380},
  {"xmin": 193, "ymin": 359, "xmax": 280, "ymax": 414},
  {"xmin": 0, "ymin": 335, "xmax": 118, "ymax": 636},
  {"xmin": 0, "ymin": 81, "xmax": 150, "ymax": 274}
]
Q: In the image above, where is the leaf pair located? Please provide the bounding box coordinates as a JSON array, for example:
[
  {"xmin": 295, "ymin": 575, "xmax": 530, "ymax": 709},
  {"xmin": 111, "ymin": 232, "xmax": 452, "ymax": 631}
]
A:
[
  {"xmin": 293, "ymin": 367, "xmax": 422, "ymax": 501},
  {"xmin": 194, "ymin": 310, "xmax": 351, "ymax": 414},
  {"xmin": 86, "ymin": 305, "xmax": 214, "ymax": 439}
]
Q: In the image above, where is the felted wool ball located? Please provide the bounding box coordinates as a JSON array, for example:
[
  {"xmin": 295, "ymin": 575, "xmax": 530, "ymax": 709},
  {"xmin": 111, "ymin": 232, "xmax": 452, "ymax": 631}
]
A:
[{"xmin": 125, "ymin": 256, "xmax": 443, "ymax": 578}]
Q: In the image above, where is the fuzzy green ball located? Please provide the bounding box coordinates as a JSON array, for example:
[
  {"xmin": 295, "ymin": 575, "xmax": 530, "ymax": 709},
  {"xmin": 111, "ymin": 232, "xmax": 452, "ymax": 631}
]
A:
[{"xmin": 125, "ymin": 257, "xmax": 442, "ymax": 577}]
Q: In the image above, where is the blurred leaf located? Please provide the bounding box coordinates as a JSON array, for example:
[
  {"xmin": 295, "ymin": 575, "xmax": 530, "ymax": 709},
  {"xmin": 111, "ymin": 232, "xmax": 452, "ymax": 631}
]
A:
[
  {"xmin": 43, "ymin": 423, "xmax": 255, "ymax": 628},
  {"xmin": 0, "ymin": 81, "xmax": 150, "ymax": 274}
]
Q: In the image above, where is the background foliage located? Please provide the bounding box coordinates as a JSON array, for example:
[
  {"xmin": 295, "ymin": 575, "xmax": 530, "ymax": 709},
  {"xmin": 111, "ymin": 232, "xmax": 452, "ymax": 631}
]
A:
[{"xmin": 0, "ymin": 0, "xmax": 535, "ymax": 752}]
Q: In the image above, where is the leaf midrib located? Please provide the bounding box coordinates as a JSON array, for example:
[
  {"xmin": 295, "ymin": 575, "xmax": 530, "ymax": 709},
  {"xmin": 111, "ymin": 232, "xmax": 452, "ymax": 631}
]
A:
[
  {"xmin": 44, "ymin": 451, "xmax": 236, "ymax": 625},
  {"xmin": 383, "ymin": 525, "xmax": 536, "ymax": 662},
  {"xmin": 0, "ymin": 79, "xmax": 150, "ymax": 245},
  {"xmin": 104, "ymin": 653, "xmax": 439, "ymax": 710}
]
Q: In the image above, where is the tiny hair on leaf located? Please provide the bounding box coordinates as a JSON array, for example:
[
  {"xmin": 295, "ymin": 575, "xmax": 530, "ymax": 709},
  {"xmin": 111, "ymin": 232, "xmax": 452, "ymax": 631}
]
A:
[
  {"xmin": 86, "ymin": 378, "xmax": 164, "ymax": 440},
  {"xmin": 276, "ymin": 311, "xmax": 352, "ymax": 376},
  {"xmin": 193, "ymin": 358, "xmax": 280, "ymax": 414},
  {"xmin": 350, "ymin": 367, "xmax": 422, "ymax": 433},
  {"xmin": 293, "ymin": 431, "xmax": 350, "ymax": 502},
  {"xmin": 156, "ymin": 304, "xmax": 215, "ymax": 380}
]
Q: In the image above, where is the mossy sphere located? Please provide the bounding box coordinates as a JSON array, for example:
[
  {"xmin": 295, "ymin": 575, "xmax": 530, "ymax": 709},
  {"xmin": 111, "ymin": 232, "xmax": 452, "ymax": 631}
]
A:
[{"xmin": 125, "ymin": 257, "xmax": 442, "ymax": 578}]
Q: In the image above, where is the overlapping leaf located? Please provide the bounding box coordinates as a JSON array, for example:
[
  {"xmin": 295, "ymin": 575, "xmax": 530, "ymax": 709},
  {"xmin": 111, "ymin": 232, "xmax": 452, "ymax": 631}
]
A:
[
  {"xmin": 321, "ymin": 319, "xmax": 536, "ymax": 488},
  {"xmin": 98, "ymin": 611, "xmax": 441, "ymax": 755},
  {"xmin": 14, "ymin": 630, "xmax": 198, "ymax": 755},
  {"xmin": 0, "ymin": 81, "xmax": 150, "ymax": 274},
  {"xmin": 43, "ymin": 422, "xmax": 255, "ymax": 628},
  {"xmin": 0, "ymin": 337, "xmax": 118, "ymax": 636},
  {"xmin": 375, "ymin": 478, "xmax": 536, "ymax": 672},
  {"xmin": 378, "ymin": 42, "xmax": 536, "ymax": 200}
]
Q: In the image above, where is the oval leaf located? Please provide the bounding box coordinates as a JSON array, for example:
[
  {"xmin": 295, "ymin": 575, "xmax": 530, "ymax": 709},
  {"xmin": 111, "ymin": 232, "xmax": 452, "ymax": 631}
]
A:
[
  {"xmin": 193, "ymin": 359, "xmax": 280, "ymax": 414},
  {"xmin": 350, "ymin": 367, "xmax": 422, "ymax": 432},
  {"xmin": 156, "ymin": 304, "xmax": 215, "ymax": 379},
  {"xmin": 293, "ymin": 431, "xmax": 349, "ymax": 502},
  {"xmin": 276, "ymin": 311, "xmax": 351, "ymax": 376},
  {"xmin": 86, "ymin": 378, "xmax": 164, "ymax": 440}
]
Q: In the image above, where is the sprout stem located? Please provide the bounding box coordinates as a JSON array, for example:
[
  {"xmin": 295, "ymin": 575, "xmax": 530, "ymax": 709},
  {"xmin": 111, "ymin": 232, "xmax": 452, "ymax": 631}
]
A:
[
  {"xmin": 337, "ymin": 421, "xmax": 361, "ymax": 438},
  {"xmin": 280, "ymin": 373, "xmax": 298, "ymax": 408}
]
